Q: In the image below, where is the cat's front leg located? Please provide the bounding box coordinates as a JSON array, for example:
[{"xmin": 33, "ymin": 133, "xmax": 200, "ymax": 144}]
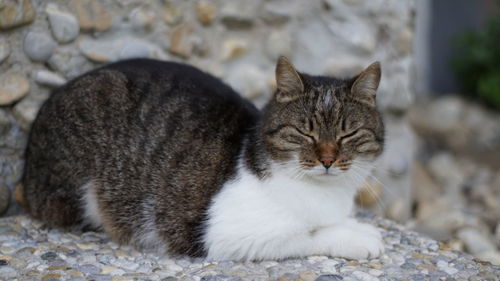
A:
[{"xmin": 314, "ymin": 220, "xmax": 384, "ymax": 260}]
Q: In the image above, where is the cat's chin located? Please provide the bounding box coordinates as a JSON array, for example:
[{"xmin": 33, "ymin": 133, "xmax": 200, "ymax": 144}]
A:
[{"xmin": 304, "ymin": 168, "xmax": 344, "ymax": 177}]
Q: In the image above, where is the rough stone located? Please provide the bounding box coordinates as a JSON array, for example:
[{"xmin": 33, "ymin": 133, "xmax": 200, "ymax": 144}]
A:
[
  {"xmin": 23, "ymin": 30, "xmax": 56, "ymax": 62},
  {"xmin": 169, "ymin": 24, "xmax": 193, "ymax": 58},
  {"xmin": 0, "ymin": 74, "xmax": 30, "ymax": 105},
  {"xmin": 33, "ymin": 70, "xmax": 67, "ymax": 88},
  {"xmin": 46, "ymin": 3, "xmax": 80, "ymax": 43},
  {"xmin": 0, "ymin": 0, "xmax": 36, "ymax": 30},
  {"xmin": 197, "ymin": 1, "xmax": 216, "ymax": 25},
  {"xmin": 70, "ymin": 0, "xmax": 112, "ymax": 32},
  {"xmin": 0, "ymin": 39, "xmax": 10, "ymax": 63}
]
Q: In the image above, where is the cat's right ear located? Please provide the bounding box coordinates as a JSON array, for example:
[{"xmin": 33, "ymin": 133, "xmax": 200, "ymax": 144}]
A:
[{"xmin": 275, "ymin": 56, "xmax": 304, "ymax": 103}]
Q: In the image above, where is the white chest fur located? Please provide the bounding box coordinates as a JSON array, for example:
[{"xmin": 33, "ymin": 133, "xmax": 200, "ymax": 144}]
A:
[{"xmin": 203, "ymin": 161, "xmax": 383, "ymax": 261}]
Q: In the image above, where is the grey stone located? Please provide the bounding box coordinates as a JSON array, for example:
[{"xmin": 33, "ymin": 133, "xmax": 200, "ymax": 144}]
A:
[
  {"xmin": 352, "ymin": 271, "xmax": 379, "ymax": 281},
  {"xmin": 78, "ymin": 264, "xmax": 101, "ymax": 275},
  {"xmin": 23, "ymin": 30, "xmax": 56, "ymax": 62},
  {"xmin": 79, "ymin": 37, "xmax": 167, "ymax": 63},
  {"xmin": 0, "ymin": 39, "xmax": 10, "ymax": 63},
  {"xmin": 41, "ymin": 252, "xmax": 58, "ymax": 261},
  {"xmin": 0, "ymin": 155, "xmax": 24, "ymax": 184},
  {"xmin": 46, "ymin": 3, "xmax": 79, "ymax": 43},
  {"xmin": 315, "ymin": 275, "xmax": 343, "ymax": 281},
  {"xmin": 0, "ymin": 266, "xmax": 16, "ymax": 278},
  {"xmin": 33, "ymin": 70, "xmax": 67, "ymax": 88}
]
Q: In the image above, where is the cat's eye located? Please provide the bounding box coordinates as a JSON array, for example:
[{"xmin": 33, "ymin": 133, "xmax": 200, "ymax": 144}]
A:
[
  {"xmin": 338, "ymin": 130, "xmax": 359, "ymax": 144},
  {"xmin": 308, "ymin": 119, "xmax": 314, "ymax": 132},
  {"xmin": 293, "ymin": 127, "xmax": 317, "ymax": 144}
]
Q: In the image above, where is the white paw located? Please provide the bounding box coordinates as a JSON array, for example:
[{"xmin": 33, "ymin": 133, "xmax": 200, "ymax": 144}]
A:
[
  {"xmin": 321, "ymin": 223, "xmax": 384, "ymax": 260},
  {"xmin": 335, "ymin": 231, "xmax": 384, "ymax": 260}
]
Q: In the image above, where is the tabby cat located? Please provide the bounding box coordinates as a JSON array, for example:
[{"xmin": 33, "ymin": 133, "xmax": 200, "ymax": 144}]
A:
[{"xmin": 23, "ymin": 57, "xmax": 385, "ymax": 261}]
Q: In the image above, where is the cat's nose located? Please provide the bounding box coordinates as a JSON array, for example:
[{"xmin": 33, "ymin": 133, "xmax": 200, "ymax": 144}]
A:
[{"xmin": 320, "ymin": 157, "xmax": 334, "ymax": 169}]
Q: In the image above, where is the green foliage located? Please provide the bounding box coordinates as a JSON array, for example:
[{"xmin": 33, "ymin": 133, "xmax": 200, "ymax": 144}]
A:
[{"xmin": 451, "ymin": 14, "xmax": 500, "ymax": 109}]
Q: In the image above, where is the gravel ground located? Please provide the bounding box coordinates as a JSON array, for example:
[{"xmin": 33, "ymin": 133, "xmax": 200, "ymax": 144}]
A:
[{"xmin": 0, "ymin": 213, "xmax": 498, "ymax": 281}]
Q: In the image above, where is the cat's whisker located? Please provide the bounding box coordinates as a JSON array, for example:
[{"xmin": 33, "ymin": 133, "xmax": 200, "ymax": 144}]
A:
[{"xmin": 349, "ymin": 167, "xmax": 387, "ymax": 211}]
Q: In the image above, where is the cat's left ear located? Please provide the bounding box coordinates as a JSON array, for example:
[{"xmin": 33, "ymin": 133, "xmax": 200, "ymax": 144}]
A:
[
  {"xmin": 351, "ymin": 62, "xmax": 381, "ymax": 107},
  {"xmin": 275, "ymin": 56, "xmax": 304, "ymax": 103}
]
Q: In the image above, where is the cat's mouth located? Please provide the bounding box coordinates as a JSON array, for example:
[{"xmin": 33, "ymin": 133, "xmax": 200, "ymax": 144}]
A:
[{"xmin": 304, "ymin": 166, "xmax": 345, "ymax": 177}]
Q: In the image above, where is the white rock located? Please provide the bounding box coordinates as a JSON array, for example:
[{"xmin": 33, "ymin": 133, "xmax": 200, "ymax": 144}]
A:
[
  {"xmin": 0, "ymin": 39, "xmax": 10, "ymax": 63},
  {"xmin": 226, "ymin": 64, "xmax": 267, "ymax": 100},
  {"xmin": 46, "ymin": 3, "xmax": 80, "ymax": 43},
  {"xmin": 23, "ymin": 30, "xmax": 56, "ymax": 62},
  {"xmin": 319, "ymin": 259, "xmax": 339, "ymax": 273},
  {"xmin": 436, "ymin": 261, "xmax": 459, "ymax": 275},
  {"xmin": 368, "ymin": 269, "xmax": 383, "ymax": 277},
  {"xmin": 457, "ymin": 227, "xmax": 497, "ymax": 255},
  {"xmin": 33, "ymin": 70, "xmax": 67, "ymax": 87},
  {"xmin": 79, "ymin": 37, "xmax": 167, "ymax": 62},
  {"xmin": 352, "ymin": 271, "xmax": 380, "ymax": 281},
  {"xmin": 265, "ymin": 27, "xmax": 292, "ymax": 60}
]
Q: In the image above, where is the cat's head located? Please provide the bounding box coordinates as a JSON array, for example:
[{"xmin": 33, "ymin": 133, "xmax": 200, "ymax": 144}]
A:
[{"xmin": 261, "ymin": 56, "xmax": 384, "ymax": 182}]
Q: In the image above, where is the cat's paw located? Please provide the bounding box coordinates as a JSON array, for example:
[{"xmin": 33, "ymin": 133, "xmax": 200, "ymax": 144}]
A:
[
  {"xmin": 320, "ymin": 225, "xmax": 384, "ymax": 260},
  {"xmin": 335, "ymin": 231, "xmax": 384, "ymax": 260}
]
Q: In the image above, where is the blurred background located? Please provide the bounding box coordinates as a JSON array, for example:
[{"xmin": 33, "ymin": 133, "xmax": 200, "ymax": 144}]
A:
[{"xmin": 0, "ymin": 0, "xmax": 498, "ymax": 265}]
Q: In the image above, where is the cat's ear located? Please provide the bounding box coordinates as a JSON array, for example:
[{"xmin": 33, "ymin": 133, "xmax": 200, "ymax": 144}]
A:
[
  {"xmin": 275, "ymin": 56, "xmax": 304, "ymax": 103},
  {"xmin": 351, "ymin": 62, "xmax": 381, "ymax": 107}
]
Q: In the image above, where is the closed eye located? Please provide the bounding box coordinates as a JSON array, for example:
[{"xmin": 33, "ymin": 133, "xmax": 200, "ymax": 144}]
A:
[
  {"xmin": 338, "ymin": 130, "xmax": 359, "ymax": 144},
  {"xmin": 292, "ymin": 126, "xmax": 317, "ymax": 144}
]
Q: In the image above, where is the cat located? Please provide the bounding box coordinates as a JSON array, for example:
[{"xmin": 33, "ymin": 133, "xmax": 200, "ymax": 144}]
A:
[{"xmin": 22, "ymin": 56, "xmax": 385, "ymax": 261}]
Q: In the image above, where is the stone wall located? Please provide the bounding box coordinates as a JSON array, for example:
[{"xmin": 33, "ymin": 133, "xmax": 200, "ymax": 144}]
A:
[{"xmin": 0, "ymin": 0, "xmax": 416, "ymax": 216}]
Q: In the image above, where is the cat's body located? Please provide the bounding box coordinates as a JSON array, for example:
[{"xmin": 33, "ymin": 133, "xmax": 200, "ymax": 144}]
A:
[{"xmin": 23, "ymin": 57, "xmax": 385, "ymax": 261}]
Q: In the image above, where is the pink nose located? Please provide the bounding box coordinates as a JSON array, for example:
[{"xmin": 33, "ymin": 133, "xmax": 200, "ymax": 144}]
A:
[{"xmin": 320, "ymin": 156, "xmax": 334, "ymax": 169}]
